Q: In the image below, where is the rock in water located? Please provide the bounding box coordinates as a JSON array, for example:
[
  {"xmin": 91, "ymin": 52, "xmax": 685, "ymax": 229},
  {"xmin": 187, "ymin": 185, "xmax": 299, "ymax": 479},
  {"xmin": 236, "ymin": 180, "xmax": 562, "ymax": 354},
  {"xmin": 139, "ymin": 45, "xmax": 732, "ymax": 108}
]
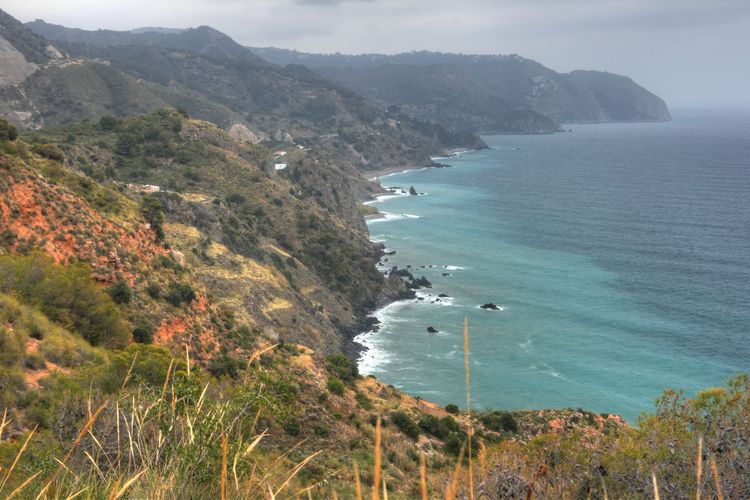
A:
[
  {"xmin": 427, "ymin": 326, "xmax": 438, "ymax": 333},
  {"xmin": 481, "ymin": 303, "xmax": 500, "ymax": 310},
  {"xmin": 409, "ymin": 186, "xmax": 418, "ymax": 195}
]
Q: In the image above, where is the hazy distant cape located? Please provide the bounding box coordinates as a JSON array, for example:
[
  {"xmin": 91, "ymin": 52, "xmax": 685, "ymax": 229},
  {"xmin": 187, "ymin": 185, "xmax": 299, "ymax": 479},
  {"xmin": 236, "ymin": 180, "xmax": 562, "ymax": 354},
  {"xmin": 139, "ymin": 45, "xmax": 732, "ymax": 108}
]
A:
[{"xmin": 250, "ymin": 48, "xmax": 671, "ymax": 133}]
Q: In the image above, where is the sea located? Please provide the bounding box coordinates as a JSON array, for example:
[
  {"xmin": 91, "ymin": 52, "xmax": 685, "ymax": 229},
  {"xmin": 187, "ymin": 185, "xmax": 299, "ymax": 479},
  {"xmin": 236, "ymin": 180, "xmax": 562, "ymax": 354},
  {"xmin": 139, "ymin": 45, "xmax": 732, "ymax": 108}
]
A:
[{"xmin": 355, "ymin": 109, "xmax": 750, "ymax": 422}]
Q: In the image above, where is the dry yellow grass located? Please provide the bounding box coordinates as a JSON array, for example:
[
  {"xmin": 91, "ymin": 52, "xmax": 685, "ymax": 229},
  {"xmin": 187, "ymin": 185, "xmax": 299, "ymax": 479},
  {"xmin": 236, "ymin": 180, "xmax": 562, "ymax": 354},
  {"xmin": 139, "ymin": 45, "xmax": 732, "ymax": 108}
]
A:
[
  {"xmin": 372, "ymin": 417, "xmax": 382, "ymax": 500},
  {"xmin": 463, "ymin": 317, "xmax": 474, "ymax": 500},
  {"xmin": 262, "ymin": 297, "xmax": 294, "ymax": 314}
]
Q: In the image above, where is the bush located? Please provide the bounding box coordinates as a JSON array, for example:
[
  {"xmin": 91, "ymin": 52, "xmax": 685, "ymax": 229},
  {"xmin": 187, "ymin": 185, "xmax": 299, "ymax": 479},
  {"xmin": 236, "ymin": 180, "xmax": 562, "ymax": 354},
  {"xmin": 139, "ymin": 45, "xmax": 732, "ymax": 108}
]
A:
[
  {"xmin": 108, "ymin": 344, "xmax": 180, "ymax": 390},
  {"xmin": 326, "ymin": 353, "xmax": 359, "ymax": 385},
  {"xmin": 107, "ymin": 278, "xmax": 132, "ymax": 304},
  {"xmin": 165, "ymin": 282, "xmax": 196, "ymax": 307},
  {"xmin": 355, "ymin": 392, "xmax": 373, "ymax": 410},
  {"xmin": 31, "ymin": 144, "xmax": 65, "ymax": 162},
  {"xmin": 141, "ymin": 195, "xmax": 165, "ymax": 241},
  {"xmin": 132, "ymin": 324, "xmax": 154, "ymax": 344},
  {"xmin": 208, "ymin": 354, "xmax": 243, "ymax": 379},
  {"xmin": 0, "ymin": 253, "xmax": 130, "ymax": 348},
  {"xmin": 440, "ymin": 416, "xmax": 461, "ymax": 435},
  {"xmin": 445, "ymin": 404, "xmax": 459, "ymax": 415},
  {"xmin": 418, "ymin": 414, "xmax": 444, "ymax": 438},
  {"xmin": 283, "ymin": 417, "xmax": 301, "ymax": 437},
  {"xmin": 98, "ymin": 115, "xmax": 119, "ymax": 130},
  {"xmin": 226, "ymin": 193, "xmax": 246, "ymax": 205},
  {"xmin": 0, "ymin": 118, "xmax": 18, "ymax": 141},
  {"xmin": 146, "ymin": 282, "xmax": 162, "ymax": 299},
  {"xmin": 327, "ymin": 376, "xmax": 345, "ymax": 396},
  {"xmin": 390, "ymin": 411, "xmax": 419, "ymax": 440},
  {"xmin": 481, "ymin": 411, "xmax": 518, "ymax": 433}
]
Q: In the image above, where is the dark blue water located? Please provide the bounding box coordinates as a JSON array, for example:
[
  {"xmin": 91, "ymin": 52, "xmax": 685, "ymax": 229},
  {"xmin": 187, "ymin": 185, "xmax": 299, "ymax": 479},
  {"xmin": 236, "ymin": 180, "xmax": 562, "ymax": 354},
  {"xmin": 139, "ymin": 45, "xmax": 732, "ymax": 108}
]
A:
[{"xmin": 356, "ymin": 110, "xmax": 750, "ymax": 421}]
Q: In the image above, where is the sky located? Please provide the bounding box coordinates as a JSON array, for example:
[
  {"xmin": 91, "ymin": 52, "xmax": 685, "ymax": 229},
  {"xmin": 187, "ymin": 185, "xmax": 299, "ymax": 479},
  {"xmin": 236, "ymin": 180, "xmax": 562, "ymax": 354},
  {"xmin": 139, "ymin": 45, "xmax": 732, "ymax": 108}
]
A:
[{"xmin": 5, "ymin": 0, "xmax": 750, "ymax": 108}]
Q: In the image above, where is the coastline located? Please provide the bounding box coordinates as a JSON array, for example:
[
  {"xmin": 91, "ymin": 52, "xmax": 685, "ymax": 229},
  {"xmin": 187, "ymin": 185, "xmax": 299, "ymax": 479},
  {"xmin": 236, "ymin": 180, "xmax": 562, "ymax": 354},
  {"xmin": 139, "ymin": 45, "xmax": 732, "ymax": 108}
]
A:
[{"xmin": 363, "ymin": 148, "xmax": 473, "ymax": 182}]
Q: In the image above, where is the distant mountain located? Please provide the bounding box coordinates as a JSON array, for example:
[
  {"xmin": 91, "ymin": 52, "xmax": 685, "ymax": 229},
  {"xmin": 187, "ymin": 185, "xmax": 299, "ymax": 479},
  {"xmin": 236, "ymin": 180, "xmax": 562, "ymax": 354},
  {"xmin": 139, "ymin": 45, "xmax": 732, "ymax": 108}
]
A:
[
  {"xmin": 2, "ymin": 14, "xmax": 483, "ymax": 181},
  {"xmin": 130, "ymin": 27, "xmax": 186, "ymax": 34},
  {"xmin": 250, "ymin": 48, "xmax": 671, "ymax": 130}
]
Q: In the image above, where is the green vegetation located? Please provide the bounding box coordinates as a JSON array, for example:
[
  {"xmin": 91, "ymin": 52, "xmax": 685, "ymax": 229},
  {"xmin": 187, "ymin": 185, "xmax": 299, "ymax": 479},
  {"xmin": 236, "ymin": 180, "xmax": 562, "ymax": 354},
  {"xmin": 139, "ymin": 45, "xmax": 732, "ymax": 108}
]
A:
[
  {"xmin": 480, "ymin": 411, "xmax": 518, "ymax": 433},
  {"xmin": 390, "ymin": 411, "xmax": 420, "ymax": 440},
  {"xmin": 0, "ymin": 117, "xmax": 18, "ymax": 141},
  {"xmin": 165, "ymin": 281, "xmax": 196, "ymax": 307},
  {"xmin": 30, "ymin": 143, "xmax": 65, "ymax": 162},
  {"xmin": 0, "ymin": 253, "xmax": 130, "ymax": 348},
  {"xmin": 107, "ymin": 278, "xmax": 132, "ymax": 305},
  {"xmin": 327, "ymin": 376, "xmax": 346, "ymax": 396},
  {"xmin": 326, "ymin": 353, "xmax": 359, "ymax": 385}
]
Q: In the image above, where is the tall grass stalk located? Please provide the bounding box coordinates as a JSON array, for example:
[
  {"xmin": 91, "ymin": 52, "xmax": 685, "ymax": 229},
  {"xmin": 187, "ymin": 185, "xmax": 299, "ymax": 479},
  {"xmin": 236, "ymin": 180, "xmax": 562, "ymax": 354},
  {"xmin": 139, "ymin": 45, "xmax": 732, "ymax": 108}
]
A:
[
  {"xmin": 696, "ymin": 436, "xmax": 703, "ymax": 500},
  {"xmin": 463, "ymin": 317, "xmax": 474, "ymax": 500},
  {"xmin": 372, "ymin": 417, "xmax": 382, "ymax": 500}
]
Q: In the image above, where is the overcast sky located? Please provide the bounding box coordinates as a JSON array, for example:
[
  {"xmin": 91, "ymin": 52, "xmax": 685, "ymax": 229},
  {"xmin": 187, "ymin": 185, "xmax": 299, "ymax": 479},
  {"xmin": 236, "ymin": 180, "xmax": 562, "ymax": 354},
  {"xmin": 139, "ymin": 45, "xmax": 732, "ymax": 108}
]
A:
[{"xmin": 6, "ymin": 0, "xmax": 750, "ymax": 108}]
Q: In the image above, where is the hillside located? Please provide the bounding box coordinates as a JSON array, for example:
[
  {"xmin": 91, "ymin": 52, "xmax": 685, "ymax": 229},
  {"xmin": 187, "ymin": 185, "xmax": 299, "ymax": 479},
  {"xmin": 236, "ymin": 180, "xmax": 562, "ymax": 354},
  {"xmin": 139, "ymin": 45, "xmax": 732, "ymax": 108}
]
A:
[
  {"xmin": 250, "ymin": 48, "xmax": 671, "ymax": 131},
  {"xmin": 18, "ymin": 17, "xmax": 483, "ymax": 174}
]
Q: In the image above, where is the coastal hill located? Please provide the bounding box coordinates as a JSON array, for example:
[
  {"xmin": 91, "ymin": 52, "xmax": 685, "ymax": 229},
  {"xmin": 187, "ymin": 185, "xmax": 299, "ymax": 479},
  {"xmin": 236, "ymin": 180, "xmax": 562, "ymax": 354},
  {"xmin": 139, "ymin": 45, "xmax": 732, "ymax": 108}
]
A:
[{"xmin": 250, "ymin": 48, "xmax": 672, "ymax": 131}]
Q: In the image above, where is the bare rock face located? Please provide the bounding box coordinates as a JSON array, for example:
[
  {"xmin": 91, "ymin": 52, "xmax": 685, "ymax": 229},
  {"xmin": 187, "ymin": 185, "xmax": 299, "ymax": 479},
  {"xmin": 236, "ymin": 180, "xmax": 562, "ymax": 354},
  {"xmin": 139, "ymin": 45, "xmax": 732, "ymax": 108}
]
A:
[
  {"xmin": 227, "ymin": 123, "xmax": 262, "ymax": 144},
  {"xmin": 0, "ymin": 35, "xmax": 38, "ymax": 86}
]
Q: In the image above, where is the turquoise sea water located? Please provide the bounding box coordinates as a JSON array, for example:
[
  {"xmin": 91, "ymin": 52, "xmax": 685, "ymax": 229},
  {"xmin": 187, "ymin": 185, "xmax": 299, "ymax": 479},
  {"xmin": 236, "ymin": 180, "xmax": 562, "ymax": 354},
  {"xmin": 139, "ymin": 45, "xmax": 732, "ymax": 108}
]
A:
[{"xmin": 355, "ymin": 110, "xmax": 750, "ymax": 422}]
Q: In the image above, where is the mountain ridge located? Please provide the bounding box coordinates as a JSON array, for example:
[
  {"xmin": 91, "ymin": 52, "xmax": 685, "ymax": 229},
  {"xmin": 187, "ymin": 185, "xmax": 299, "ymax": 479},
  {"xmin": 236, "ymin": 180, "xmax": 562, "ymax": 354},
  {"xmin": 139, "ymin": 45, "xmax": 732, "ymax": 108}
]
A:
[{"xmin": 249, "ymin": 47, "xmax": 671, "ymax": 130}]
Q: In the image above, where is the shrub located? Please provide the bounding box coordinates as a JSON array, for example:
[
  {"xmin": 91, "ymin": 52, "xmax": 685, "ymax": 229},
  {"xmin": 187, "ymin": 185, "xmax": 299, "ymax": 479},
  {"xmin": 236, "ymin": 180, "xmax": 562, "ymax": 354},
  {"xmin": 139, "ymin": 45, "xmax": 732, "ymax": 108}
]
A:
[
  {"xmin": 0, "ymin": 118, "xmax": 18, "ymax": 141},
  {"xmin": 146, "ymin": 282, "xmax": 162, "ymax": 299},
  {"xmin": 0, "ymin": 253, "xmax": 130, "ymax": 348},
  {"xmin": 31, "ymin": 144, "xmax": 65, "ymax": 162},
  {"xmin": 98, "ymin": 115, "xmax": 119, "ymax": 130},
  {"xmin": 445, "ymin": 403, "xmax": 459, "ymax": 415},
  {"xmin": 327, "ymin": 376, "xmax": 345, "ymax": 396},
  {"xmin": 166, "ymin": 282, "xmax": 196, "ymax": 307},
  {"xmin": 440, "ymin": 416, "xmax": 461, "ymax": 435},
  {"xmin": 107, "ymin": 278, "xmax": 132, "ymax": 304},
  {"xmin": 390, "ymin": 411, "xmax": 419, "ymax": 440},
  {"xmin": 226, "ymin": 193, "xmax": 246, "ymax": 205},
  {"xmin": 283, "ymin": 417, "xmax": 301, "ymax": 437},
  {"xmin": 418, "ymin": 414, "xmax": 444, "ymax": 438},
  {"xmin": 326, "ymin": 353, "xmax": 359, "ymax": 385},
  {"xmin": 132, "ymin": 324, "xmax": 154, "ymax": 344},
  {"xmin": 314, "ymin": 424, "xmax": 330, "ymax": 437},
  {"xmin": 481, "ymin": 411, "xmax": 518, "ymax": 433},
  {"xmin": 355, "ymin": 392, "xmax": 373, "ymax": 410},
  {"xmin": 208, "ymin": 354, "xmax": 243, "ymax": 379},
  {"xmin": 108, "ymin": 344, "xmax": 180, "ymax": 390},
  {"xmin": 141, "ymin": 195, "xmax": 165, "ymax": 241}
]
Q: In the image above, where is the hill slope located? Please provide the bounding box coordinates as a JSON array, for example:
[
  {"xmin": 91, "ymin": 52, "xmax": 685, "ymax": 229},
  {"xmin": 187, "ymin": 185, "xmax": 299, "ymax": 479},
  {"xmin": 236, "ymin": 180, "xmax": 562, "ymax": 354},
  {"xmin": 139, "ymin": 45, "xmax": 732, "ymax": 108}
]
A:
[{"xmin": 20, "ymin": 17, "xmax": 484, "ymax": 172}]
